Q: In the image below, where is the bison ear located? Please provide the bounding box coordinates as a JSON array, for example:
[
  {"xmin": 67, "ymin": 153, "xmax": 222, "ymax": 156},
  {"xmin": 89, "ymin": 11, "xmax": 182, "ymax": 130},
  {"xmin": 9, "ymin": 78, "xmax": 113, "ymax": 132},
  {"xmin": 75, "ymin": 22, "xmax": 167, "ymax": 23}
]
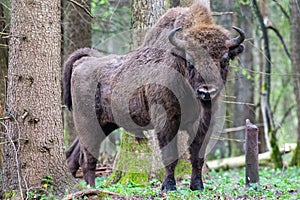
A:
[{"xmin": 229, "ymin": 44, "xmax": 244, "ymax": 60}]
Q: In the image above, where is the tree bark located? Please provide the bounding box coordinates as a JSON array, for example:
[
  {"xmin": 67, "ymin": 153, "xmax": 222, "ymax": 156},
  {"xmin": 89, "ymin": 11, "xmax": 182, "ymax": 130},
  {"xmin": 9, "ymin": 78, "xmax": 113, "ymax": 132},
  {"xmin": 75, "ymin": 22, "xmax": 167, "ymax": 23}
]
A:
[
  {"xmin": 63, "ymin": 0, "xmax": 92, "ymax": 146},
  {"xmin": 131, "ymin": 0, "xmax": 168, "ymax": 48},
  {"xmin": 0, "ymin": 0, "xmax": 9, "ymax": 114},
  {"xmin": 210, "ymin": 0, "xmax": 232, "ymax": 158},
  {"xmin": 109, "ymin": 0, "xmax": 169, "ymax": 185},
  {"xmin": 3, "ymin": 0, "xmax": 73, "ymax": 197},
  {"xmin": 290, "ymin": 0, "xmax": 300, "ymax": 167},
  {"xmin": 0, "ymin": 0, "xmax": 9, "ymax": 187},
  {"xmin": 232, "ymin": 0, "xmax": 255, "ymax": 156}
]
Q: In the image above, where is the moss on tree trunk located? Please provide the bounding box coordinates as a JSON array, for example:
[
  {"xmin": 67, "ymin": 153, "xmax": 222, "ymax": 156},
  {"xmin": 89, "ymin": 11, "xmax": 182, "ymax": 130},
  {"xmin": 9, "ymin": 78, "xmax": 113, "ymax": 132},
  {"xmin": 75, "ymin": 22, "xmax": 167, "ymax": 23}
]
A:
[
  {"xmin": 107, "ymin": 131, "xmax": 151, "ymax": 186},
  {"xmin": 290, "ymin": 0, "xmax": 300, "ymax": 167},
  {"xmin": 291, "ymin": 144, "xmax": 300, "ymax": 167},
  {"xmin": 270, "ymin": 131, "xmax": 283, "ymax": 169}
]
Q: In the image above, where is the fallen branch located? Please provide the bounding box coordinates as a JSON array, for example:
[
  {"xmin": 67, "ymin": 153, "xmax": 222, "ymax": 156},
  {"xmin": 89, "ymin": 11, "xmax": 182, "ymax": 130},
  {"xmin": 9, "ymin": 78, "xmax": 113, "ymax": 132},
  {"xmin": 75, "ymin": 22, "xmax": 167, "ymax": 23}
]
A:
[
  {"xmin": 75, "ymin": 166, "xmax": 112, "ymax": 179},
  {"xmin": 65, "ymin": 189, "xmax": 130, "ymax": 200},
  {"xmin": 222, "ymin": 124, "xmax": 264, "ymax": 134},
  {"xmin": 207, "ymin": 143, "xmax": 296, "ymax": 170},
  {"xmin": 0, "ymin": 31, "xmax": 8, "ymax": 35},
  {"xmin": 212, "ymin": 11, "xmax": 235, "ymax": 16},
  {"xmin": 0, "ymin": 116, "xmax": 12, "ymax": 121}
]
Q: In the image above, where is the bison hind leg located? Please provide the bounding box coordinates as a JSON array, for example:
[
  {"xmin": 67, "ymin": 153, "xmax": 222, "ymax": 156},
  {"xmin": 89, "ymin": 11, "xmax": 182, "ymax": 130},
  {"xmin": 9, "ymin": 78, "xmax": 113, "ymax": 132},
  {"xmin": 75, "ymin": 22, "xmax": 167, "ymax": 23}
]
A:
[
  {"xmin": 80, "ymin": 146, "xmax": 98, "ymax": 187},
  {"xmin": 66, "ymin": 137, "xmax": 81, "ymax": 177},
  {"xmin": 66, "ymin": 137, "xmax": 98, "ymax": 187}
]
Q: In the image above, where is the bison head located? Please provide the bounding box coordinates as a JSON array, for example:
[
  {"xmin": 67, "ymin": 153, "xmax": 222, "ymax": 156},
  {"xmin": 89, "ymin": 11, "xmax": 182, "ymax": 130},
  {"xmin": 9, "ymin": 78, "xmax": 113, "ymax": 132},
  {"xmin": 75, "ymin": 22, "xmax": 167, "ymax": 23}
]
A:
[{"xmin": 168, "ymin": 26, "xmax": 245, "ymax": 104}]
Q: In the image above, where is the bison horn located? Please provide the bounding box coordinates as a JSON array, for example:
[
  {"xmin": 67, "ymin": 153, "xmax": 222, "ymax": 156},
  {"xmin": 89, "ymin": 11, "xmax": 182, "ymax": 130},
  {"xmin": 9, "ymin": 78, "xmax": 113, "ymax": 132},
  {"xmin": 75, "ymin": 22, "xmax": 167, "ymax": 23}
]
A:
[
  {"xmin": 225, "ymin": 26, "xmax": 245, "ymax": 50},
  {"xmin": 168, "ymin": 27, "xmax": 185, "ymax": 50}
]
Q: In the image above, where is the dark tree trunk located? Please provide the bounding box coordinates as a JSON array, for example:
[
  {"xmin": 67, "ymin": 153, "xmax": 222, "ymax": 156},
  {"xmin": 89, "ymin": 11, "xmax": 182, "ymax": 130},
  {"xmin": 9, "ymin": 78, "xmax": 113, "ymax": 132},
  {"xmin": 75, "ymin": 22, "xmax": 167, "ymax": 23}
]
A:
[
  {"xmin": 62, "ymin": 0, "xmax": 92, "ymax": 145},
  {"xmin": 290, "ymin": 0, "xmax": 300, "ymax": 166},
  {"xmin": 231, "ymin": 0, "xmax": 255, "ymax": 156},
  {"xmin": 252, "ymin": 0, "xmax": 282, "ymax": 168},
  {"xmin": 109, "ymin": 0, "xmax": 169, "ymax": 185},
  {"xmin": 210, "ymin": 0, "xmax": 232, "ymax": 158},
  {"xmin": 0, "ymin": 0, "xmax": 9, "ymax": 185},
  {"xmin": 0, "ymin": 1, "xmax": 9, "ymax": 111}
]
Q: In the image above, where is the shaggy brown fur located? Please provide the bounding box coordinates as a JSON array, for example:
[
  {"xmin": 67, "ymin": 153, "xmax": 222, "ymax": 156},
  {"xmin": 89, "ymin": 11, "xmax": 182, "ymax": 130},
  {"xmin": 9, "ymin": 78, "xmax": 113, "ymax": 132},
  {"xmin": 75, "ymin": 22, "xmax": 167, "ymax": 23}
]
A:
[{"xmin": 63, "ymin": 5, "xmax": 244, "ymax": 191}]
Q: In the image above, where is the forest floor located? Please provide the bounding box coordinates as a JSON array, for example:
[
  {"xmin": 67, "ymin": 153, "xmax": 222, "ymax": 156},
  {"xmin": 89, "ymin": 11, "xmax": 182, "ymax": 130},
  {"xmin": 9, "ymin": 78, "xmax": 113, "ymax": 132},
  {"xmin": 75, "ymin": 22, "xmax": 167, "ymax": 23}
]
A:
[{"xmin": 66, "ymin": 166, "xmax": 300, "ymax": 200}]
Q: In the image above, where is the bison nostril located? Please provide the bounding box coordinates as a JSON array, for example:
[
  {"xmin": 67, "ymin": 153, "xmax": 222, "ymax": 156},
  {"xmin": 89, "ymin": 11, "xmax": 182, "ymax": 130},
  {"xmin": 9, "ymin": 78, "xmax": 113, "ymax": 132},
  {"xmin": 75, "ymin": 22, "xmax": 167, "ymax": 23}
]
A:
[
  {"xmin": 197, "ymin": 89, "xmax": 210, "ymax": 100},
  {"xmin": 197, "ymin": 87, "xmax": 217, "ymax": 101}
]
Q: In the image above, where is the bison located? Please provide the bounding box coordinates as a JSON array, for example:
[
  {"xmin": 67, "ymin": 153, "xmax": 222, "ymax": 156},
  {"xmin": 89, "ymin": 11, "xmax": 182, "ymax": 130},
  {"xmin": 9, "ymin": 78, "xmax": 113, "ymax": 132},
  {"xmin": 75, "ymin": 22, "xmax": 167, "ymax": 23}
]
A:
[{"xmin": 63, "ymin": 4, "xmax": 245, "ymax": 191}]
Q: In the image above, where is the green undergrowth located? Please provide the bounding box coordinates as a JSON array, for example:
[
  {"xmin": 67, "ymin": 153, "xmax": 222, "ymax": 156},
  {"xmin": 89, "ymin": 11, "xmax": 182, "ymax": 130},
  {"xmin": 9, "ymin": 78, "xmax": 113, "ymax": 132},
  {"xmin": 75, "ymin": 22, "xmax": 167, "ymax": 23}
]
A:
[{"xmin": 93, "ymin": 166, "xmax": 300, "ymax": 199}]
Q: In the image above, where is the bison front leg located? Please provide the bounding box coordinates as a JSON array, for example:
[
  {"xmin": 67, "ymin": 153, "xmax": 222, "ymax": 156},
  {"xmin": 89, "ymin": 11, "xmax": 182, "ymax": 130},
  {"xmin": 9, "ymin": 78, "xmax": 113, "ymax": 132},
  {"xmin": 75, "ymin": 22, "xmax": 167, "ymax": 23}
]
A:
[
  {"xmin": 189, "ymin": 134, "xmax": 206, "ymax": 190},
  {"xmin": 156, "ymin": 119, "xmax": 180, "ymax": 191}
]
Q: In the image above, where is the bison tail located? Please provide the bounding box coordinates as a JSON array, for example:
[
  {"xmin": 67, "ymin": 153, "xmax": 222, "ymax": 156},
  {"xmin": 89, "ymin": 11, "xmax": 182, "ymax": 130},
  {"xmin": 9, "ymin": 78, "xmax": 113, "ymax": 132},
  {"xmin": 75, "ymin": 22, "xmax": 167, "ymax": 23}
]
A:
[{"xmin": 62, "ymin": 48, "xmax": 103, "ymax": 110}]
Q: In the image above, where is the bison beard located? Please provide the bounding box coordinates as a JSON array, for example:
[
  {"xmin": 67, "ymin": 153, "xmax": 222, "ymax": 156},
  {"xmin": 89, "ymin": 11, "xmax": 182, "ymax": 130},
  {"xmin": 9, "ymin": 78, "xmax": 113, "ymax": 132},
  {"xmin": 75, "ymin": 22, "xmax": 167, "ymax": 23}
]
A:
[{"xmin": 63, "ymin": 5, "xmax": 245, "ymax": 191}]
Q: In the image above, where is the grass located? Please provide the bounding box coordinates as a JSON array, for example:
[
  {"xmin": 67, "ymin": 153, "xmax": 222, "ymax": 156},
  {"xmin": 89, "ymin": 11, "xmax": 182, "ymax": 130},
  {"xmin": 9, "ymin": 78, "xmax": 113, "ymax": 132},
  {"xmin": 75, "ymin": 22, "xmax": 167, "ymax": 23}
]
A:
[{"xmin": 93, "ymin": 166, "xmax": 300, "ymax": 199}]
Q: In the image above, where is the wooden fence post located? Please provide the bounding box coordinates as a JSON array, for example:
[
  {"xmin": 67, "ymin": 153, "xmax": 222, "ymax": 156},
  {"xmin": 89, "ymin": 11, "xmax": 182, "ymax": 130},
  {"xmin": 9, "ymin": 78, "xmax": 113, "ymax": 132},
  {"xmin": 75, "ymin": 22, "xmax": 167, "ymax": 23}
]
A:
[{"xmin": 245, "ymin": 119, "xmax": 259, "ymax": 186}]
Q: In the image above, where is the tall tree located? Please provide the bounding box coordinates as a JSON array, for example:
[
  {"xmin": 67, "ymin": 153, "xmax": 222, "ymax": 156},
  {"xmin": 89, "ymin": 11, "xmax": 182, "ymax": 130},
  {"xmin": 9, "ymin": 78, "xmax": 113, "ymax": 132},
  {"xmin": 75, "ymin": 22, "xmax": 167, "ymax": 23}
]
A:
[
  {"xmin": 253, "ymin": 0, "xmax": 282, "ymax": 168},
  {"xmin": 0, "ymin": 0, "xmax": 9, "ymax": 112},
  {"xmin": 131, "ymin": 0, "xmax": 168, "ymax": 48},
  {"xmin": 109, "ymin": 0, "xmax": 169, "ymax": 185},
  {"xmin": 0, "ymin": 0, "xmax": 9, "ymax": 185},
  {"xmin": 63, "ymin": 0, "xmax": 92, "ymax": 145},
  {"xmin": 110, "ymin": 0, "xmax": 213, "ymax": 185},
  {"xmin": 232, "ymin": 0, "xmax": 255, "ymax": 156},
  {"xmin": 290, "ymin": 0, "xmax": 300, "ymax": 166},
  {"xmin": 3, "ymin": 0, "xmax": 72, "ymax": 197},
  {"xmin": 210, "ymin": 0, "xmax": 233, "ymax": 158}
]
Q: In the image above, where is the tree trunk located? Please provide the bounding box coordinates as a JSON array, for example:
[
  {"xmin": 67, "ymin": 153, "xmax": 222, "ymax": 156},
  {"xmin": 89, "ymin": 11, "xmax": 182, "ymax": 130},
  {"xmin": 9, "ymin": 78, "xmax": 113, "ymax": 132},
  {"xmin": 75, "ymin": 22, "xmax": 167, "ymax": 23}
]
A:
[
  {"xmin": 170, "ymin": 0, "xmax": 180, "ymax": 7},
  {"xmin": 109, "ymin": 0, "xmax": 169, "ymax": 185},
  {"xmin": 0, "ymin": 0, "xmax": 9, "ymax": 113},
  {"xmin": 193, "ymin": 0, "xmax": 210, "ymax": 10},
  {"xmin": 232, "ymin": 0, "xmax": 255, "ymax": 156},
  {"xmin": 210, "ymin": 0, "xmax": 232, "ymax": 158},
  {"xmin": 0, "ymin": 0, "xmax": 10, "ymax": 187},
  {"xmin": 63, "ymin": 0, "xmax": 92, "ymax": 146},
  {"xmin": 112, "ymin": 0, "xmax": 212, "ymax": 185},
  {"xmin": 3, "ymin": 0, "xmax": 73, "ymax": 197},
  {"xmin": 131, "ymin": 0, "xmax": 168, "ymax": 48},
  {"xmin": 290, "ymin": 0, "xmax": 300, "ymax": 167},
  {"xmin": 252, "ymin": 0, "xmax": 282, "ymax": 168}
]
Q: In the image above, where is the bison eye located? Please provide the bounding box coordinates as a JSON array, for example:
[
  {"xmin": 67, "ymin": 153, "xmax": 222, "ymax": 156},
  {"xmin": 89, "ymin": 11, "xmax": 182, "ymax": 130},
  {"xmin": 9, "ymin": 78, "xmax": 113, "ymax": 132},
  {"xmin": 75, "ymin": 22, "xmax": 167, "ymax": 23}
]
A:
[
  {"xmin": 187, "ymin": 61, "xmax": 194, "ymax": 70},
  {"xmin": 187, "ymin": 61, "xmax": 195, "ymax": 78},
  {"xmin": 220, "ymin": 54, "xmax": 229, "ymax": 69}
]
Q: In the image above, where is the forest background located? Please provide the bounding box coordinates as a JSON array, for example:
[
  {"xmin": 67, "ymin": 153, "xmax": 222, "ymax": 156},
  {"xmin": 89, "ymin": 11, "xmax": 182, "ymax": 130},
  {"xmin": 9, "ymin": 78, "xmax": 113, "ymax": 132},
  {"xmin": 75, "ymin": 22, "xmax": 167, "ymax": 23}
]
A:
[{"xmin": 0, "ymin": 0, "xmax": 299, "ymax": 199}]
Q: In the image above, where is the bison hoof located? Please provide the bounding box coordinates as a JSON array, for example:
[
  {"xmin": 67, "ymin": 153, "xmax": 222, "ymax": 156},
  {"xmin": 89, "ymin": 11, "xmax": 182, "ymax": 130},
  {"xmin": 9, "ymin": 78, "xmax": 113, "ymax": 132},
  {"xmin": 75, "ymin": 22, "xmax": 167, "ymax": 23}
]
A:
[
  {"xmin": 190, "ymin": 175, "xmax": 204, "ymax": 190},
  {"xmin": 190, "ymin": 184, "xmax": 204, "ymax": 191},
  {"xmin": 162, "ymin": 177, "xmax": 177, "ymax": 191}
]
